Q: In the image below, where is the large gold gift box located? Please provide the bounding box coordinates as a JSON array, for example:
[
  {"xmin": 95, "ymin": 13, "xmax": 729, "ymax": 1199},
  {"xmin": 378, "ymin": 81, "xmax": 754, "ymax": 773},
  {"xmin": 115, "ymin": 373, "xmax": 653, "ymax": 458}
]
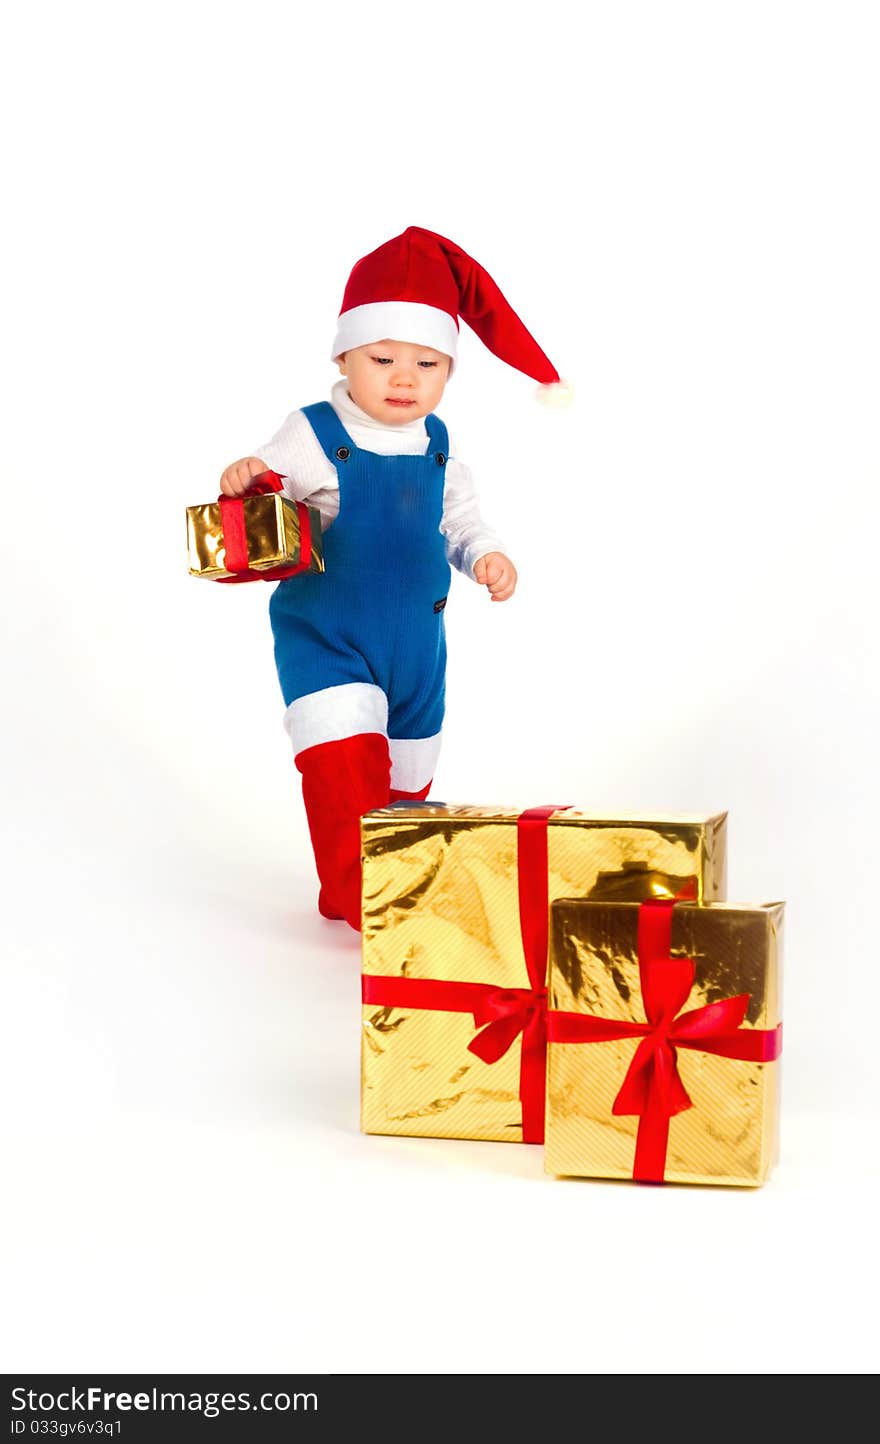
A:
[
  {"xmin": 186, "ymin": 493, "xmax": 324, "ymax": 580},
  {"xmin": 546, "ymin": 898, "xmax": 784, "ymax": 1186},
  {"xmin": 361, "ymin": 805, "xmax": 728, "ymax": 1144}
]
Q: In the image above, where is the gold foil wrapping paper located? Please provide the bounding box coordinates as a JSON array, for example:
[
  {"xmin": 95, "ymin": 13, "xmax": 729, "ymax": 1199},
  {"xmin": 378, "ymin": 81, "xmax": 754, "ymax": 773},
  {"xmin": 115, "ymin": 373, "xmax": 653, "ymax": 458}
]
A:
[
  {"xmin": 361, "ymin": 805, "xmax": 728, "ymax": 1143},
  {"xmin": 186, "ymin": 494, "xmax": 325, "ymax": 579},
  {"xmin": 546, "ymin": 899, "xmax": 784, "ymax": 1186}
]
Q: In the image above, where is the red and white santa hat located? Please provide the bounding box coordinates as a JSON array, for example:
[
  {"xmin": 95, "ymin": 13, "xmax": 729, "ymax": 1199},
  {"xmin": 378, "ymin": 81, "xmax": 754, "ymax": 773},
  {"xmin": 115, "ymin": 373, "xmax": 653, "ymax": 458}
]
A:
[{"xmin": 331, "ymin": 226, "xmax": 571, "ymax": 405}]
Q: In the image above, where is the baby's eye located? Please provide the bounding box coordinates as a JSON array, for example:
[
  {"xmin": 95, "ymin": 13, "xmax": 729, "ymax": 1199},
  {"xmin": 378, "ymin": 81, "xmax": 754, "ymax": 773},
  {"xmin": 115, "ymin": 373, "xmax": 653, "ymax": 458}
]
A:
[
  {"xmin": 418, "ymin": 360, "xmax": 439, "ymax": 368},
  {"xmin": 371, "ymin": 355, "xmax": 393, "ymax": 365}
]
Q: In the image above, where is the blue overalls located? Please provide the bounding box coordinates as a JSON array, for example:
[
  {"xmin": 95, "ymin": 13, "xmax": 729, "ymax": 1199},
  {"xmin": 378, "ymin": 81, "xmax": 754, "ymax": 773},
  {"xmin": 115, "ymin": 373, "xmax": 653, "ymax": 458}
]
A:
[{"xmin": 269, "ymin": 401, "xmax": 451, "ymax": 746}]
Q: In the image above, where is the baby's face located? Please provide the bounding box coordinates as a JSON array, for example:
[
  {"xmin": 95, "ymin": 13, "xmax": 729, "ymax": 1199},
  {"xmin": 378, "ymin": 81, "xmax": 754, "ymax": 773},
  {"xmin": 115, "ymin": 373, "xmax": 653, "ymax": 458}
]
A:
[{"xmin": 337, "ymin": 340, "xmax": 451, "ymax": 425}]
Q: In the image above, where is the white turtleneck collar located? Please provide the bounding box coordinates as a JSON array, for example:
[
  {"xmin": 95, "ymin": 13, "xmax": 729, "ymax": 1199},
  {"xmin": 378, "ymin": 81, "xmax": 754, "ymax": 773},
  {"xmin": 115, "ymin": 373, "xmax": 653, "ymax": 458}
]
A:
[{"xmin": 330, "ymin": 378, "xmax": 431, "ymax": 456}]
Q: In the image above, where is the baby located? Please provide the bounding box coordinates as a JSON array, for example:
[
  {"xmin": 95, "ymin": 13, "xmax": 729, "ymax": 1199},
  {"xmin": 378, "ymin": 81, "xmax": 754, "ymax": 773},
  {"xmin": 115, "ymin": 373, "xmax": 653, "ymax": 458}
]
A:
[{"xmin": 220, "ymin": 227, "xmax": 566, "ymax": 930}]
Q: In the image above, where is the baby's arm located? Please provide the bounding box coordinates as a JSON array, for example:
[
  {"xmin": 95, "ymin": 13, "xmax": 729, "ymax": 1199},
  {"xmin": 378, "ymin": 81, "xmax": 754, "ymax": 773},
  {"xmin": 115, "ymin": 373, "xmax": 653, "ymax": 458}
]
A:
[
  {"xmin": 219, "ymin": 411, "xmax": 338, "ymax": 518},
  {"xmin": 442, "ymin": 457, "xmax": 518, "ymax": 601}
]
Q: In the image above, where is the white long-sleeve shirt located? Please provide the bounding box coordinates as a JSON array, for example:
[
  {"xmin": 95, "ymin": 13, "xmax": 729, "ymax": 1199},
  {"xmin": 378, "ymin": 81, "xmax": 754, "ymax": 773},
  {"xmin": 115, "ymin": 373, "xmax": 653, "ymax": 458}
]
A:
[{"xmin": 256, "ymin": 380, "xmax": 506, "ymax": 580}]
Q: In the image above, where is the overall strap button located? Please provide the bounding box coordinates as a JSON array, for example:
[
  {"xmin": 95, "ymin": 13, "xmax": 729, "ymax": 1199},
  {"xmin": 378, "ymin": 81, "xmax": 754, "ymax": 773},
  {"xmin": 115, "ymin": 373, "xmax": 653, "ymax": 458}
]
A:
[
  {"xmin": 435, "ymin": 451, "xmax": 446, "ymax": 465},
  {"xmin": 336, "ymin": 445, "xmax": 350, "ymax": 461}
]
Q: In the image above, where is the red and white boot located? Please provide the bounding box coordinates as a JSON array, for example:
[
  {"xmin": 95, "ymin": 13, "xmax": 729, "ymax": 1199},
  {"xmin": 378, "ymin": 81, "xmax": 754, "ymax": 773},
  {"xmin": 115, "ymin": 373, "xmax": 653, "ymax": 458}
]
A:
[
  {"xmin": 295, "ymin": 732, "xmax": 391, "ymax": 931},
  {"xmin": 387, "ymin": 734, "xmax": 439, "ymax": 805}
]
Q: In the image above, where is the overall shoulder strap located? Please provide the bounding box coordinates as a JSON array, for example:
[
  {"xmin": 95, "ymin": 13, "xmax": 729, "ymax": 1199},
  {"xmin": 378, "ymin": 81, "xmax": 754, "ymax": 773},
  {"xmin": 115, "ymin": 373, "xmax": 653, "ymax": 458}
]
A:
[
  {"xmin": 423, "ymin": 412, "xmax": 449, "ymax": 460},
  {"xmin": 301, "ymin": 402, "xmax": 357, "ymax": 464}
]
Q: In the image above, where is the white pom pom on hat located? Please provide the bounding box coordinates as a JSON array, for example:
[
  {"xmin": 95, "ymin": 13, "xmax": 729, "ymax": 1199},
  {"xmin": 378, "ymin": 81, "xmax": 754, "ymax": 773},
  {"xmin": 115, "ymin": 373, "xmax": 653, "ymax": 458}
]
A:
[
  {"xmin": 535, "ymin": 378, "xmax": 574, "ymax": 408},
  {"xmin": 332, "ymin": 226, "xmax": 569, "ymax": 402}
]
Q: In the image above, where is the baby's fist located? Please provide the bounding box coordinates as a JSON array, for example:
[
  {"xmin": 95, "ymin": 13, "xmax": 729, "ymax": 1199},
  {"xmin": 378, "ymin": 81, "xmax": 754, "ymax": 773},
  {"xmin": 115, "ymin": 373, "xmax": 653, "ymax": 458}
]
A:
[
  {"xmin": 220, "ymin": 456, "xmax": 269, "ymax": 497},
  {"xmin": 473, "ymin": 551, "xmax": 518, "ymax": 602}
]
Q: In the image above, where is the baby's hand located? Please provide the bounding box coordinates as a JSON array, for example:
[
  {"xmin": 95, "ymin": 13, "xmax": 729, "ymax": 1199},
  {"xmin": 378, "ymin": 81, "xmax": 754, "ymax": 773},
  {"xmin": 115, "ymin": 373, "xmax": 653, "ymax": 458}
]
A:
[
  {"xmin": 220, "ymin": 457, "xmax": 269, "ymax": 497},
  {"xmin": 473, "ymin": 552, "xmax": 518, "ymax": 602}
]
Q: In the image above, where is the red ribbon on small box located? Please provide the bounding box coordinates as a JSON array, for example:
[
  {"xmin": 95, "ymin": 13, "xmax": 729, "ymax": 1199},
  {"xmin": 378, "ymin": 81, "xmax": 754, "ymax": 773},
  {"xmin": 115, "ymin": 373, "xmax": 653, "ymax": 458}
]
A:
[
  {"xmin": 217, "ymin": 471, "xmax": 314, "ymax": 583},
  {"xmin": 546, "ymin": 883, "xmax": 783, "ymax": 1183},
  {"xmin": 362, "ymin": 805, "xmax": 567, "ymax": 1143}
]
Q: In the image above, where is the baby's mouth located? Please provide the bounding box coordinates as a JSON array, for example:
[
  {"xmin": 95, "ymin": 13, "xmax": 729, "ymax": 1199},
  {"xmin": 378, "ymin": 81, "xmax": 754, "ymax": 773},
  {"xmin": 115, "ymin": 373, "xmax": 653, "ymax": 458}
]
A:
[{"xmin": 386, "ymin": 397, "xmax": 416, "ymax": 406}]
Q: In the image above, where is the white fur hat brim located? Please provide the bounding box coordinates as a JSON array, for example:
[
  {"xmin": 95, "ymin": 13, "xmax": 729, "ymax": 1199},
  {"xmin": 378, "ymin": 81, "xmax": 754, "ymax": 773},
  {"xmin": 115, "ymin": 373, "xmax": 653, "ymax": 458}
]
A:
[{"xmin": 331, "ymin": 301, "xmax": 459, "ymax": 370}]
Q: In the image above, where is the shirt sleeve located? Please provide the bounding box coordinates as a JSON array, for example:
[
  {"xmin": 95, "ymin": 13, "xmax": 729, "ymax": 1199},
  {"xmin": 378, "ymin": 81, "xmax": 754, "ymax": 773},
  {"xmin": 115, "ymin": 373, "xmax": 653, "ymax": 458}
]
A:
[
  {"xmin": 441, "ymin": 455, "xmax": 508, "ymax": 580},
  {"xmin": 256, "ymin": 410, "xmax": 340, "ymax": 524}
]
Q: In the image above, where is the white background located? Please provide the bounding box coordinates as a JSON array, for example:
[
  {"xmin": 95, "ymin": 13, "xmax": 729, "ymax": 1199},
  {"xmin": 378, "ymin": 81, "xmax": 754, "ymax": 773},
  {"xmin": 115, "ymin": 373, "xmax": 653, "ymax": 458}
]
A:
[{"xmin": 2, "ymin": 0, "xmax": 878, "ymax": 1376}]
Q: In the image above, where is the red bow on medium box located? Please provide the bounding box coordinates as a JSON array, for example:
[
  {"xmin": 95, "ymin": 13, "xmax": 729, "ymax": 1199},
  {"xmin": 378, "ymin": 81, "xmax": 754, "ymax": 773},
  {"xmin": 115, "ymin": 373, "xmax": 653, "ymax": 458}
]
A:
[
  {"xmin": 546, "ymin": 884, "xmax": 783, "ymax": 1182},
  {"xmin": 362, "ymin": 806, "xmax": 566, "ymax": 1143},
  {"xmin": 217, "ymin": 471, "xmax": 314, "ymax": 583}
]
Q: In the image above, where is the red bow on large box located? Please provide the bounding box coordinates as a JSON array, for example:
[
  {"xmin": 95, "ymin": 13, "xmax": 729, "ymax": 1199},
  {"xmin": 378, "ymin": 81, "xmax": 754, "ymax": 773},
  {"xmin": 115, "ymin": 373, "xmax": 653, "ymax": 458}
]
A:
[
  {"xmin": 546, "ymin": 887, "xmax": 783, "ymax": 1182},
  {"xmin": 362, "ymin": 805, "xmax": 566, "ymax": 1143}
]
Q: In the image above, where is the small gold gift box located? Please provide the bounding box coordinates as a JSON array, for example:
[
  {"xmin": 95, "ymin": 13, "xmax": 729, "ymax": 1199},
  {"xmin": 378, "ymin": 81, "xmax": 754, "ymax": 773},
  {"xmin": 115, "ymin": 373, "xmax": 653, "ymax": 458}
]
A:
[
  {"xmin": 546, "ymin": 897, "xmax": 784, "ymax": 1186},
  {"xmin": 186, "ymin": 490, "xmax": 324, "ymax": 581},
  {"xmin": 361, "ymin": 805, "xmax": 728, "ymax": 1145}
]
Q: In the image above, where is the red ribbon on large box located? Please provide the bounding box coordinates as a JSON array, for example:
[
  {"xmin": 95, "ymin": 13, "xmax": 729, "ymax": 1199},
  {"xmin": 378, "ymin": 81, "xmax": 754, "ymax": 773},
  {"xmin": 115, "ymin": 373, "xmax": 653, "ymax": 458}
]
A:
[
  {"xmin": 362, "ymin": 805, "xmax": 567, "ymax": 1143},
  {"xmin": 546, "ymin": 886, "xmax": 783, "ymax": 1182},
  {"xmin": 217, "ymin": 471, "xmax": 313, "ymax": 583}
]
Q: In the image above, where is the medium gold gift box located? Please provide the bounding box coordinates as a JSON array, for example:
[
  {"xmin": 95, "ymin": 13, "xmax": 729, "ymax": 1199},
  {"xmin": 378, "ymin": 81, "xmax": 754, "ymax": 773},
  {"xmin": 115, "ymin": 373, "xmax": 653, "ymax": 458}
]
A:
[
  {"xmin": 186, "ymin": 489, "xmax": 324, "ymax": 581},
  {"xmin": 361, "ymin": 805, "xmax": 728, "ymax": 1145},
  {"xmin": 546, "ymin": 897, "xmax": 784, "ymax": 1186}
]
